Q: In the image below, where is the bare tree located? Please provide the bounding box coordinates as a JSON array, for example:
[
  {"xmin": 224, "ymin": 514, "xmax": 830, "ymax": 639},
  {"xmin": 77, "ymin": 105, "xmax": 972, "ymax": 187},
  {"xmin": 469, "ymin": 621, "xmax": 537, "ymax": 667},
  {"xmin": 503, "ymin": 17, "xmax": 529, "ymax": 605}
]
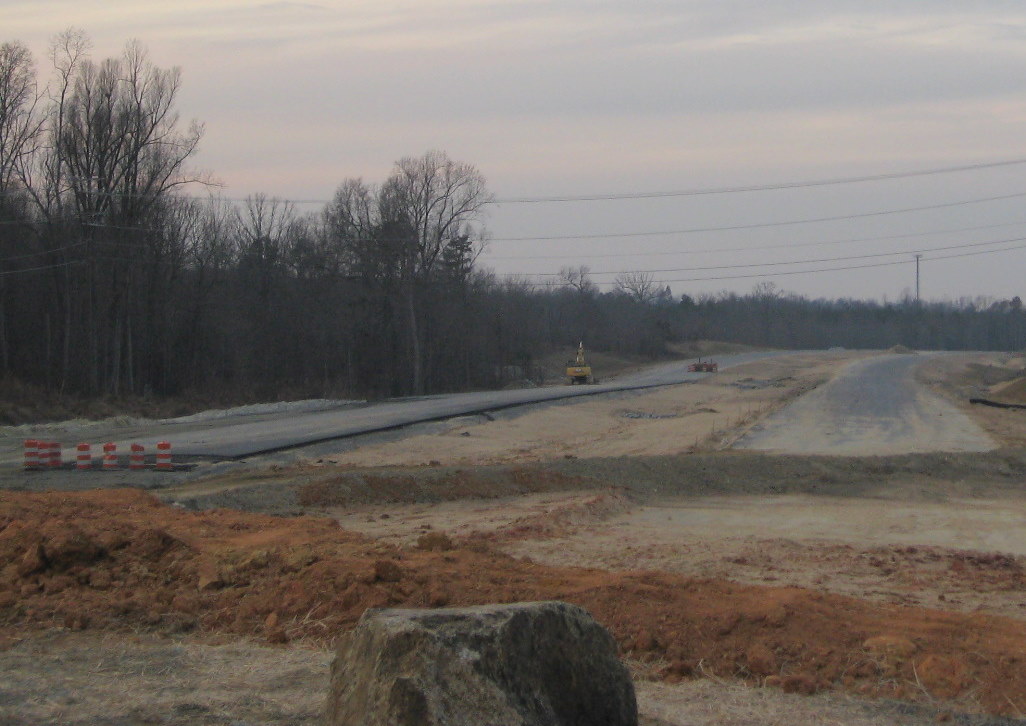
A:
[
  {"xmin": 614, "ymin": 270, "xmax": 657, "ymax": 303},
  {"xmin": 752, "ymin": 281, "xmax": 782, "ymax": 299},
  {"xmin": 378, "ymin": 150, "xmax": 492, "ymax": 394},
  {"xmin": 558, "ymin": 265, "xmax": 596, "ymax": 295},
  {"xmin": 323, "ymin": 177, "xmax": 383, "ymax": 277},
  {"xmin": 0, "ymin": 41, "xmax": 42, "ymax": 194},
  {"xmin": 30, "ymin": 33, "xmax": 205, "ymax": 393},
  {"xmin": 34, "ymin": 28, "xmax": 90, "ymax": 216},
  {"xmin": 379, "ymin": 150, "xmax": 491, "ymax": 273},
  {"xmin": 54, "ymin": 39, "xmax": 203, "ymax": 224},
  {"xmin": 0, "ymin": 41, "xmax": 45, "ymax": 371},
  {"xmin": 236, "ymin": 194, "xmax": 298, "ymax": 298}
]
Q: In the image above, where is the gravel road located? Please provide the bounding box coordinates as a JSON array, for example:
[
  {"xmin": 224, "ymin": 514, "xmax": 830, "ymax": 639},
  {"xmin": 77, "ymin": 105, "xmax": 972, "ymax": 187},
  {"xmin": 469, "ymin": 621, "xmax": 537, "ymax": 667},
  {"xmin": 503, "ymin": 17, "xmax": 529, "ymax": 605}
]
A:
[{"xmin": 734, "ymin": 353, "xmax": 996, "ymax": 455}]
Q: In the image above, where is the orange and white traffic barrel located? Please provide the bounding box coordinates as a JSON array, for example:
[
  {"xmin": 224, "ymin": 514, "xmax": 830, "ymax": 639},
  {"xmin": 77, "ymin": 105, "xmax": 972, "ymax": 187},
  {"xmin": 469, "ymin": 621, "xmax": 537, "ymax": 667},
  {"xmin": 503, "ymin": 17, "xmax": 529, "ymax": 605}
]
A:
[
  {"xmin": 48, "ymin": 441, "xmax": 62, "ymax": 468},
  {"xmin": 156, "ymin": 441, "xmax": 172, "ymax": 471},
  {"xmin": 130, "ymin": 443, "xmax": 145, "ymax": 470},
  {"xmin": 102, "ymin": 442, "xmax": 118, "ymax": 470},
  {"xmin": 23, "ymin": 439, "xmax": 39, "ymax": 470},
  {"xmin": 76, "ymin": 443, "xmax": 92, "ymax": 470}
]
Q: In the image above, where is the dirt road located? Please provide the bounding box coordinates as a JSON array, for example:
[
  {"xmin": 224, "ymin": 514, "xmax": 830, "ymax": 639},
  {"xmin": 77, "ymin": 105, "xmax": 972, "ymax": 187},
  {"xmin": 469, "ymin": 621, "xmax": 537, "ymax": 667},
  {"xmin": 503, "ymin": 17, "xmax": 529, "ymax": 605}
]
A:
[{"xmin": 734, "ymin": 353, "xmax": 997, "ymax": 454}]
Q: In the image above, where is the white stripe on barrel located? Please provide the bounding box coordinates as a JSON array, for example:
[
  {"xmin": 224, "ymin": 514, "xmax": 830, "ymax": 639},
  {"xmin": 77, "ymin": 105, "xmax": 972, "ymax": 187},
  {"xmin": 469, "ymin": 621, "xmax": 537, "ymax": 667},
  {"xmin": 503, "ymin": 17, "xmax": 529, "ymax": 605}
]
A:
[
  {"xmin": 102, "ymin": 442, "xmax": 118, "ymax": 470},
  {"xmin": 156, "ymin": 441, "xmax": 172, "ymax": 471},
  {"xmin": 23, "ymin": 439, "xmax": 38, "ymax": 471},
  {"xmin": 130, "ymin": 443, "xmax": 145, "ymax": 470},
  {"xmin": 76, "ymin": 443, "xmax": 92, "ymax": 470}
]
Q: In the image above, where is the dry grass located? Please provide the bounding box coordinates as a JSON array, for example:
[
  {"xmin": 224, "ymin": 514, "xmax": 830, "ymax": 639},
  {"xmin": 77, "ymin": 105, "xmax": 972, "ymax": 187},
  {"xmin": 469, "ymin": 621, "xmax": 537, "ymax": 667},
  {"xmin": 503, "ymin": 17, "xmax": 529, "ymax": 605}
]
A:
[
  {"xmin": 0, "ymin": 631, "xmax": 997, "ymax": 726},
  {"xmin": 0, "ymin": 376, "xmax": 362, "ymax": 427},
  {"xmin": 0, "ymin": 631, "xmax": 330, "ymax": 725},
  {"xmin": 634, "ymin": 678, "xmax": 1003, "ymax": 726},
  {"xmin": 0, "ymin": 377, "xmax": 270, "ymax": 426}
]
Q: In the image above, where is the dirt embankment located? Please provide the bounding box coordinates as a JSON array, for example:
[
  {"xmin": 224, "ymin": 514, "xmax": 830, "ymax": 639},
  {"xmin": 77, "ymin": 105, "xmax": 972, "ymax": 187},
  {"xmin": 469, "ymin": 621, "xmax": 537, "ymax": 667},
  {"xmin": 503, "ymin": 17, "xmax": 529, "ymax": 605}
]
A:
[
  {"xmin": 164, "ymin": 447, "xmax": 1026, "ymax": 514},
  {"xmin": 3, "ymin": 489, "xmax": 1026, "ymax": 716},
  {"xmin": 918, "ymin": 353, "xmax": 1026, "ymax": 448}
]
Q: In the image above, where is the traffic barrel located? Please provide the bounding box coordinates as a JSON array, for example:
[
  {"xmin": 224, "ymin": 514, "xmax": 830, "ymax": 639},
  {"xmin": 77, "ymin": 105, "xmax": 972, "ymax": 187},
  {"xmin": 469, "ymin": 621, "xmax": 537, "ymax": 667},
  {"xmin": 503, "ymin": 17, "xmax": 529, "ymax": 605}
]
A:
[
  {"xmin": 23, "ymin": 439, "xmax": 39, "ymax": 470},
  {"xmin": 130, "ymin": 443, "xmax": 145, "ymax": 470},
  {"xmin": 102, "ymin": 442, "xmax": 118, "ymax": 470},
  {"xmin": 76, "ymin": 443, "xmax": 92, "ymax": 470},
  {"xmin": 48, "ymin": 441, "xmax": 62, "ymax": 468},
  {"xmin": 38, "ymin": 441, "xmax": 53, "ymax": 468},
  {"xmin": 155, "ymin": 441, "xmax": 172, "ymax": 471}
]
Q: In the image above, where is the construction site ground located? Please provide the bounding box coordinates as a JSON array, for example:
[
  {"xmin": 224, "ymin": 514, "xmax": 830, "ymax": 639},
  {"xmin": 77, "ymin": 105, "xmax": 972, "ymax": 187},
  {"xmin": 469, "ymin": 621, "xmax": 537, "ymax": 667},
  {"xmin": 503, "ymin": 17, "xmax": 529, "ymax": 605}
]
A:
[{"xmin": 4, "ymin": 350, "xmax": 1026, "ymax": 724}]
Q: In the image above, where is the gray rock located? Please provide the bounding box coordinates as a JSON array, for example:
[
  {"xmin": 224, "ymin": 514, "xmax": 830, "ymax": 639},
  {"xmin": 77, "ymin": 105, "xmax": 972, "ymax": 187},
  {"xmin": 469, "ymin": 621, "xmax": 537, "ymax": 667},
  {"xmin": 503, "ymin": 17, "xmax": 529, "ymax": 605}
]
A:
[{"xmin": 326, "ymin": 601, "xmax": 637, "ymax": 726}]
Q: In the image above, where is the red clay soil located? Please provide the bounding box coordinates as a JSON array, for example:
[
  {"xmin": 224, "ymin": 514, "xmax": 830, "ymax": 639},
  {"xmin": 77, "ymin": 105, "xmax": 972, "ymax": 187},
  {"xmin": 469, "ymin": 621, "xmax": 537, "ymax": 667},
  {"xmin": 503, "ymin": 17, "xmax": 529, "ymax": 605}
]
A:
[{"xmin": 2, "ymin": 489, "xmax": 1026, "ymax": 716}]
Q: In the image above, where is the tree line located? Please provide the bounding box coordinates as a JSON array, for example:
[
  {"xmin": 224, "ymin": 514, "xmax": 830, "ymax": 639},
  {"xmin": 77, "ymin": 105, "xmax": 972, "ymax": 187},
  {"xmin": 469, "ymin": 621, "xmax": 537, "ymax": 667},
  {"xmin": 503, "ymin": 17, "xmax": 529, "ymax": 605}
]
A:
[{"xmin": 1, "ymin": 33, "xmax": 1023, "ymax": 404}]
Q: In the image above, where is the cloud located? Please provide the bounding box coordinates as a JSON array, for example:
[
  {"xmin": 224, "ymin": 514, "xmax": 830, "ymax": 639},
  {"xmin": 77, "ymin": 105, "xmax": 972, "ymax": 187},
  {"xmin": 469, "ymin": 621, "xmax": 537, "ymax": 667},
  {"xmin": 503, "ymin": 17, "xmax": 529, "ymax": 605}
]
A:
[{"xmin": 8, "ymin": 0, "xmax": 1026, "ymax": 299}]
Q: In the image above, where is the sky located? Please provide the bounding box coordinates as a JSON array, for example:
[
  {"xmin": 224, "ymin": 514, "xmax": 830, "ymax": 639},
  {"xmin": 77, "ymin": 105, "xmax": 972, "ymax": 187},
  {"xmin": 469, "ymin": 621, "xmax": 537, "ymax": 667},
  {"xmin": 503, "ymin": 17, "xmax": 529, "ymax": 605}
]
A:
[{"xmin": 6, "ymin": 0, "xmax": 1026, "ymax": 302}]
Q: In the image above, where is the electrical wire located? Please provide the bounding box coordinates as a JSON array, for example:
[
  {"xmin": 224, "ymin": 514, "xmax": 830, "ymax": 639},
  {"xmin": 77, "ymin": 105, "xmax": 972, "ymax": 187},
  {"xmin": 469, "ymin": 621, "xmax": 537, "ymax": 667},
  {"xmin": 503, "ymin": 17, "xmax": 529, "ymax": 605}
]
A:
[
  {"xmin": 526, "ymin": 235, "xmax": 1026, "ymax": 277},
  {"xmin": 0, "ymin": 240, "xmax": 88, "ymax": 262},
  {"xmin": 490, "ymin": 158, "xmax": 1026, "ymax": 204},
  {"xmin": 20, "ymin": 240, "xmax": 1026, "ymax": 285},
  {"xmin": 0, "ymin": 260, "xmax": 82, "ymax": 276},
  {"xmin": 527, "ymin": 241, "xmax": 1026, "ymax": 287},
  {"xmin": 487, "ymin": 191, "xmax": 1026, "ymax": 242},
  {"xmin": 483, "ymin": 219, "xmax": 1026, "ymax": 260},
  {"xmin": 651, "ymin": 241, "xmax": 1026, "ymax": 285},
  {"xmin": 3, "ymin": 157, "xmax": 1025, "ymax": 206}
]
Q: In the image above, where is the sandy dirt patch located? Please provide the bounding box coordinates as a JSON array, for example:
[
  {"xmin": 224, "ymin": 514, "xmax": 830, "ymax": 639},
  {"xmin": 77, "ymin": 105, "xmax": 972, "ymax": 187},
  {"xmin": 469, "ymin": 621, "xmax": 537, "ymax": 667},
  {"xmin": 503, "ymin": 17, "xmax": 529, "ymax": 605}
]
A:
[
  {"xmin": 918, "ymin": 353, "xmax": 1026, "ymax": 448},
  {"xmin": 4, "ymin": 489, "xmax": 1026, "ymax": 719},
  {"xmin": 325, "ymin": 488, "xmax": 1026, "ymax": 621},
  {"xmin": 306, "ymin": 352, "xmax": 860, "ymax": 468}
]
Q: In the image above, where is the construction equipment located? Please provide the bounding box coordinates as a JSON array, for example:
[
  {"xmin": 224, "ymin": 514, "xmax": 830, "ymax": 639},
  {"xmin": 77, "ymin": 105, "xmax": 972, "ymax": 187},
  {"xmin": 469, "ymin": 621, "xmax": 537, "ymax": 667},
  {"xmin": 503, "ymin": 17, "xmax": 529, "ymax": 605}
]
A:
[
  {"xmin": 566, "ymin": 342, "xmax": 595, "ymax": 384},
  {"xmin": 687, "ymin": 358, "xmax": 718, "ymax": 373}
]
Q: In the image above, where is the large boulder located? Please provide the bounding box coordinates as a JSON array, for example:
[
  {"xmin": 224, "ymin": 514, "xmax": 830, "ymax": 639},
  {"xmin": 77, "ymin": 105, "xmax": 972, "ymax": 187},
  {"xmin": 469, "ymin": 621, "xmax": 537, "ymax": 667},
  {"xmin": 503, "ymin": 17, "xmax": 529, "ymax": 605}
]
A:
[{"xmin": 326, "ymin": 601, "xmax": 637, "ymax": 726}]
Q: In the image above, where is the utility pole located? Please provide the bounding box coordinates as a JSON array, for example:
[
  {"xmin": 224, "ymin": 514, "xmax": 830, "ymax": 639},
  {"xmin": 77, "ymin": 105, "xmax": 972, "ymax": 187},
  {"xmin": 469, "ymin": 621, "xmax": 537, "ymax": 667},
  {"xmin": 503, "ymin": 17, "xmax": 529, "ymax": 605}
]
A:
[{"xmin": 914, "ymin": 254, "xmax": 922, "ymax": 303}]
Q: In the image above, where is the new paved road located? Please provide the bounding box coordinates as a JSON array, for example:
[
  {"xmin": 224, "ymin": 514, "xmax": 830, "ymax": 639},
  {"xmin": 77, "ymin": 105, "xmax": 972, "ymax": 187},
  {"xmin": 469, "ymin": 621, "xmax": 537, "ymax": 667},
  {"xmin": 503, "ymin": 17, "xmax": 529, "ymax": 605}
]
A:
[
  {"xmin": 126, "ymin": 352, "xmax": 784, "ymax": 460},
  {"xmin": 734, "ymin": 354, "xmax": 996, "ymax": 455}
]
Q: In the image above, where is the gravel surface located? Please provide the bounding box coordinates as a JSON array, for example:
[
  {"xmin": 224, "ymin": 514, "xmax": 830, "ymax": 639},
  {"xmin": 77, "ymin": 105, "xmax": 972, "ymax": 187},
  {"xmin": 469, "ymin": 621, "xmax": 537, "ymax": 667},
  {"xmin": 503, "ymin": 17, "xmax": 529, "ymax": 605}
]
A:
[{"xmin": 736, "ymin": 354, "xmax": 997, "ymax": 454}]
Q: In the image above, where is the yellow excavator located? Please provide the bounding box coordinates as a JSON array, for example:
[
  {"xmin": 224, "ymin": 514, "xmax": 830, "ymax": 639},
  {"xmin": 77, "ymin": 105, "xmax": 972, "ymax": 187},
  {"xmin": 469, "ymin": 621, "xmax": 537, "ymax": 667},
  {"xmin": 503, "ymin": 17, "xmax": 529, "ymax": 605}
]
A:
[{"xmin": 565, "ymin": 342, "xmax": 595, "ymax": 384}]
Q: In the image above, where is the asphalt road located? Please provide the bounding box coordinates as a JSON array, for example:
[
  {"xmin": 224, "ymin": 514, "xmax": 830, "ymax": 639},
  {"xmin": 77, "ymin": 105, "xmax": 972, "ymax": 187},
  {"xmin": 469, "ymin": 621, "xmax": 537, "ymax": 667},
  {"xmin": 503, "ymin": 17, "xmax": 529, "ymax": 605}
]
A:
[
  {"xmin": 93, "ymin": 351, "xmax": 784, "ymax": 460},
  {"xmin": 733, "ymin": 353, "xmax": 996, "ymax": 455}
]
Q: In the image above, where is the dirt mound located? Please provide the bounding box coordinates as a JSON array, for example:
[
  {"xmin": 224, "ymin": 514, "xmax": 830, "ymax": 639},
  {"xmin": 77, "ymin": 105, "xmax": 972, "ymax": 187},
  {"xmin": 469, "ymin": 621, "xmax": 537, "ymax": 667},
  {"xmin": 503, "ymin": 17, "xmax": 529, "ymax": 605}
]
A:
[
  {"xmin": 3, "ymin": 489, "xmax": 1026, "ymax": 715},
  {"xmin": 991, "ymin": 376, "xmax": 1026, "ymax": 405},
  {"xmin": 296, "ymin": 468, "xmax": 594, "ymax": 508},
  {"xmin": 475, "ymin": 489, "xmax": 635, "ymax": 541},
  {"xmin": 966, "ymin": 363, "xmax": 1022, "ymax": 387}
]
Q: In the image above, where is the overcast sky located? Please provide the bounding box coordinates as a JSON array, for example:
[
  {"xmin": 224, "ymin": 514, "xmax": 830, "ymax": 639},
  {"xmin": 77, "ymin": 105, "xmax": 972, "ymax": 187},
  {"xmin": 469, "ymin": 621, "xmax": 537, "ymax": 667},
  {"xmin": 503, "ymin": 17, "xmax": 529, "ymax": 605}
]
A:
[{"xmin": 7, "ymin": 1, "xmax": 1026, "ymax": 302}]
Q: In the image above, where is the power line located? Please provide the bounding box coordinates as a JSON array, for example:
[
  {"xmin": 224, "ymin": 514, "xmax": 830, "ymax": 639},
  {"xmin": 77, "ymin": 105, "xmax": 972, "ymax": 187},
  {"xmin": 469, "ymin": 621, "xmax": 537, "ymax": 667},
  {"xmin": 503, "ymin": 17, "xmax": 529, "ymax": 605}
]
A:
[
  {"xmin": 526, "ymin": 235, "xmax": 1026, "ymax": 277},
  {"xmin": 0, "ymin": 260, "xmax": 82, "ymax": 276},
  {"xmin": 0, "ymin": 240, "xmax": 88, "ymax": 262},
  {"xmin": 490, "ymin": 158, "xmax": 1026, "ymax": 204},
  {"xmin": 661, "ymin": 241, "xmax": 1026, "ymax": 285},
  {"xmin": 10, "ymin": 191, "xmax": 1026, "ymax": 244},
  {"xmin": 3, "ymin": 157, "xmax": 1025, "ymax": 207},
  {"xmin": 484, "ymin": 219, "xmax": 1026, "ymax": 260},
  {"xmin": 487, "ymin": 191, "xmax": 1026, "ymax": 242},
  {"xmin": 0, "ymin": 219, "xmax": 153, "ymax": 230},
  {"xmin": 543, "ymin": 240, "xmax": 1026, "ymax": 287}
]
